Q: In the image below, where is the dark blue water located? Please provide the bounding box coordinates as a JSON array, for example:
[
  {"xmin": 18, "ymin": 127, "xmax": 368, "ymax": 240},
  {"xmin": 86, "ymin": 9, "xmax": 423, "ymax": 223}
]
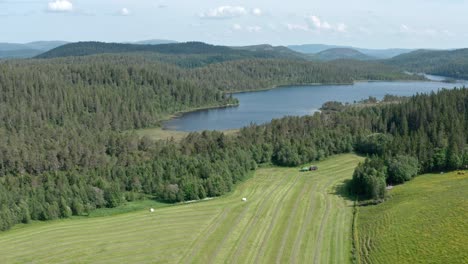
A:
[{"xmin": 163, "ymin": 80, "xmax": 467, "ymax": 132}]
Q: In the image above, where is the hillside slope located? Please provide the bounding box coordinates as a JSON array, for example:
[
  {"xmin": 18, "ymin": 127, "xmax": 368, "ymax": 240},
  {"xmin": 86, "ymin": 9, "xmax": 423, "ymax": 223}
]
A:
[
  {"xmin": 0, "ymin": 41, "xmax": 68, "ymax": 58},
  {"xmin": 0, "ymin": 49, "xmax": 42, "ymax": 59},
  {"xmin": 312, "ymin": 48, "xmax": 374, "ymax": 61},
  {"xmin": 288, "ymin": 44, "xmax": 413, "ymax": 59},
  {"xmin": 385, "ymin": 48, "xmax": 468, "ymax": 79},
  {"xmin": 232, "ymin": 44, "xmax": 304, "ymax": 59},
  {"xmin": 357, "ymin": 171, "xmax": 468, "ymax": 264},
  {"xmin": 132, "ymin": 39, "xmax": 178, "ymax": 45}
]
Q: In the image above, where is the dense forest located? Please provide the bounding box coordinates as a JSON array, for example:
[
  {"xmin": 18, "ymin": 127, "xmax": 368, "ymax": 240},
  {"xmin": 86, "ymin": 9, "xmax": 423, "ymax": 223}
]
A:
[
  {"xmin": 0, "ymin": 54, "xmax": 422, "ymax": 177},
  {"xmin": 0, "ymin": 52, "xmax": 463, "ymax": 231},
  {"xmin": 350, "ymin": 88, "xmax": 468, "ymax": 199},
  {"xmin": 385, "ymin": 48, "xmax": 468, "ymax": 80}
]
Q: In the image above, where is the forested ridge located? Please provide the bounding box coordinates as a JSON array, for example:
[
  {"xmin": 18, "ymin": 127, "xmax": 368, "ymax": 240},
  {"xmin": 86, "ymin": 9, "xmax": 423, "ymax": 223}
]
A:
[
  {"xmin": 36, "ymin": 41, "xmax": 306, "ymax": 62},
  {"xmin": 384, "ymin": 48, "xmax": 468, "ymax": 80},
  {"xmin": 0, "ymin": 53, "xmax": 460, "ymax": 231}
]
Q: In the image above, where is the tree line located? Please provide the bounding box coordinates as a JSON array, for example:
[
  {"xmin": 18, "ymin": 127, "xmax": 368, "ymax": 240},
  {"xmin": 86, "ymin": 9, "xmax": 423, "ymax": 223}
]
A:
[{"xmin": 350, "ymin": 88, "xmax": 468, "ymax": 199}]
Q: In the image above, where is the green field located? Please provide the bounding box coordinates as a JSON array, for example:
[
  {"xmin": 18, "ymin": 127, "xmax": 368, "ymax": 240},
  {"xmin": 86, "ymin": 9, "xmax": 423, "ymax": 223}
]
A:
[
  {"xmin": 357, "ymin": 171, "xmax": 468, "ymax": 264},
  {"xmin": 134, "ymin": 127, "xmax": 239, "ymax": 142},
  {"xmin": 134, "ymin": 127, "xmax": 190, "ymax": 142},
  {"xmin": 0, "ymin": 154, "xmax": 362, "ymax": 264}
]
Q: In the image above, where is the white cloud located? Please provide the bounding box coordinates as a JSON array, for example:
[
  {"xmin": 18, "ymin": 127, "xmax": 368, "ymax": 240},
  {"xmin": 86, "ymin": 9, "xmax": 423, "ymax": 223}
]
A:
[
  {"xmin": 246, "ymin": 26, "xmax": 262, "ymax": 33},
  {"xmin": 47, "ymin": 0, "xmax": 73, "ymax": 12},
  {"xmin": 120, "ymin": 8, "xmax": 130, "ymax": 16},
  {"xmin": 336, "ymin": 23, "xmax": 347, "ymax": 32},
  {"xmin": 307, "ymin": 15, "xmax": 346, "ymax": 32},
  {"xmin": 400, "ymin": 24, "xmax": 411, "ymax": 33},
  {"xmin": 232, "ymin": 24, "xmax": 242, "ymax": 30},
  {"xmin": 201, "ymin": 6, "xmax": 263, "ymax": 19},
  {"xmin": 231, "ymin": 24, "xmax": 262, "ymax": 33},
  {"xmin": 443, "ymin": 30, "xmax": 454, "ymax": 37},
  {"xmin": 252, "ymin": 8, "xmax": 262, "ymax": 16},
  {"xmin": 309, "ymin": 15, "xmax": 322, "ymax": 29},
  {"xmin": 200, "ymin": 6, "xmax": 247, "ymax": 19},
  {"xmin": 322, "ymin": 21, "xmax": 332, "ymax": 30},
  {"xmin": 398, "ymin": 24, "xmax": 444, "ymax": 37}
]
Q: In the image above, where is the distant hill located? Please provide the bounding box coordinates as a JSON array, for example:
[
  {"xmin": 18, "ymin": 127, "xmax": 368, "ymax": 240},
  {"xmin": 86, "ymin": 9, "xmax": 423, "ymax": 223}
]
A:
[
  {"xmin": 132, "ymin": 39, "xmax": 178, "ymax": 45},
  {"xmin": 0, "ymin": 41, "xmax": 68, "ymax": 58},
  {"xmin": 1, "ymin": 41, "xmax": 417, "ymax": 60},
  {"xmin": 37, "ymin": 41, "xmax": 232, "ymax": 58},
  {"xmin": 385, "ymin": 48, "xmax": 468, "ymax": 79},
  {"xmin": 0, "ymin": 49, "xmax": 43, "ymax": 59},
  {"xmin": 357, "ymin": 48, "xmax": 414, "ymax": 59},
  {"xmin": 25, "ymin": 41, "xmax": 69, "ymax": 51},
  {"xmin": 288, "ymin": 44, "xmax": 342, "ymax": 54},
  {"xmin": 36, "ymin": 41, "xmax": 307, "ymax": 63},
  {"xmin": 231, "ymin": 44, "xmax": 305, "ymax": 59},
  {"xmin": 0, "ymin": 43, "xmax": 31, "ymax": 51},
  {"xmin": 288, "ymin": 44, "xmax": 413, "ymax": 59},
  {"xmin": 311, "ymin": 48, "xmax": 374, "ymax": 61}
]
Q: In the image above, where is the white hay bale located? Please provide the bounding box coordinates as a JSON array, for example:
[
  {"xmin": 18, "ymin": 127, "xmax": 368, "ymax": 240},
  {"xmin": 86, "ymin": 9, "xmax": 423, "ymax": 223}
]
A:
[
  {"xmin": 242, "ymin": 198, "xmax": 247, "ymax": 202},
  {"xmin": 150, "ymin": 208, "xmax": 155, "ymax": 213}
]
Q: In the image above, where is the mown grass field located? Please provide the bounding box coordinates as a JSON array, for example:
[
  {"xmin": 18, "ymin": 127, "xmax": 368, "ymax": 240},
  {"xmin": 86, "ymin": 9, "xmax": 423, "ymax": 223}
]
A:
[
  {"xmin": 0, "ymin": 154, "xmax": 362, "ymax": 264},
  {"xmin": 357, "ymin": 171, "xmax": 468, "ymax": 264}
]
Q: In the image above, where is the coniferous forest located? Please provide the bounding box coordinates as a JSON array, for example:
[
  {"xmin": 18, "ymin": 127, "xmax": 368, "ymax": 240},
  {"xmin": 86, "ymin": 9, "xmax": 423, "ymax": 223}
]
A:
[
  {"xmin": 0, "ymin": 53, "xmax": 466, "ymax": 231},
  {"xmin": 385, "ymin": 48, "xmax": 468, "ymax": 80}
]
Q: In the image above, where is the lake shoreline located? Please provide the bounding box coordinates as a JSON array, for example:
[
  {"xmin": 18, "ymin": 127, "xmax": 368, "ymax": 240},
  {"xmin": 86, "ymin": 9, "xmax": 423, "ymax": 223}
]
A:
[
  {"xmin": 161, "ymin": 77, "xmax": 461, "ymax": 132},
  {"xmin": 159, "ymin": 102, "xmax": 239, "ymax": 126},
  {"xmin": 162, "ymin": 79, "xmax": 434, "ymax": 125},
  {"xmin": 227, "ymin": 78, "xmax": 436, "ymax": 95}
]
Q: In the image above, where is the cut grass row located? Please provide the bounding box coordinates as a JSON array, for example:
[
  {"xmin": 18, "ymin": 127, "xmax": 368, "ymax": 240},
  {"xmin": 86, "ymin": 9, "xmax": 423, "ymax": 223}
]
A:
[
  {"xmin": 357, "ymin": 170, "xmax": 468, "ymax": 264},
  {"xmin": 0, "ymin": 154, "xmax": 362, "ymax": 263}
]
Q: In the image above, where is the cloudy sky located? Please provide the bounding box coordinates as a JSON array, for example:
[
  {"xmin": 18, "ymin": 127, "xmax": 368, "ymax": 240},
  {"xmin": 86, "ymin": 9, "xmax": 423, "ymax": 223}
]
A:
[{"xmin": 1, "ymin": 0, "xmax": 467, "ymax": 48}]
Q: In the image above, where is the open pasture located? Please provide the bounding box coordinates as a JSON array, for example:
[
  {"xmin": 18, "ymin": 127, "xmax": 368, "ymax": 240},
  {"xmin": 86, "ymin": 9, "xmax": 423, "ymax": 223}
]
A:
[
  {"xmin": 0, "ymin": 154, "xmax": 362, "ymax": 264},
  {"xmin": 357, "ymin": 171, "xmax": 468, "ymax": 264}
]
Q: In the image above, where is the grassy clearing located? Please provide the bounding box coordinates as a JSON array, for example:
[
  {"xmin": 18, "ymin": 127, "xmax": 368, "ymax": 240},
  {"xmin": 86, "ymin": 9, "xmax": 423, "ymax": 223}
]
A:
[
  {"xmin": 0, "ymin": 154, "xmax": 362, "ymax": 264},
  {"xmin": 357, "ymin": 171, "xmax": 468, "ymax": 264},
  {"xmin": 134, "ymin": 127, "xmax": 239, "ymax": 142},
  {"xmin": 134, "ymin": 127, "xmax": 189, "ymax": 141}
]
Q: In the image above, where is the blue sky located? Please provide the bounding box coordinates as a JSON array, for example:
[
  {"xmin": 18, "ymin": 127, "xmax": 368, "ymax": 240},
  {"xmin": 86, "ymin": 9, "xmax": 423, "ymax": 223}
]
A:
[{"xmin": 1, "ymin": 0, "xmax": 467, "ymax": 48}]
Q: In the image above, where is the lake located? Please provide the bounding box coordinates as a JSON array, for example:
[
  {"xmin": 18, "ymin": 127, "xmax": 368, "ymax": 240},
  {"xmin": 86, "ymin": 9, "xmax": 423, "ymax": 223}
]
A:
[{"xmin": 163, "ymin": 80, "xmax": 467, "ymax": 132}]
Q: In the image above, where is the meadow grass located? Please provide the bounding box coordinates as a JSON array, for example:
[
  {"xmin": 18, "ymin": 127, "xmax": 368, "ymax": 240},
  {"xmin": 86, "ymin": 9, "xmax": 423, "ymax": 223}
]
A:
[
  {"xmin": 134, "ymin": 127, "xmax": 189, "ymax": 141},
  {"xmin": 357, "ymin": 171, "xmax": 468, "ymax": 264},
  {"xmin": 0, "ymin": 154, "xmax": 362, "ymax": 264},
  {"xmin": 134, "ymin": 127, "xmax": 239, "ymax": 142},
  {"xmin": 83, "ymin": 199, "xmax": 171, "ymax": 218}
]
